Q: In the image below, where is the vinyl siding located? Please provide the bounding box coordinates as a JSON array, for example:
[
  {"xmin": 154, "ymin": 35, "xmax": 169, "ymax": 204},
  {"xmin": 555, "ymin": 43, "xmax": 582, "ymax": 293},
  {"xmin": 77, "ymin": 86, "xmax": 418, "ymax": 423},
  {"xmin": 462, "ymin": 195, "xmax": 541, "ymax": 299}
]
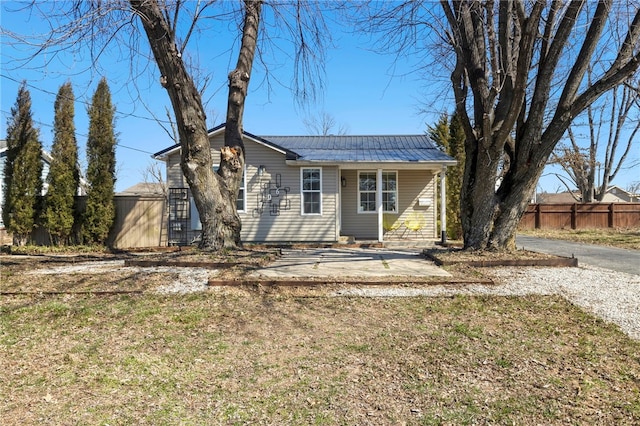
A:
[
  {"xmin": 166, "ymin": 134, "xmax": 339, "ymax": 243},
  {"xmin": 341, "ymin": 169, "xmax": 437, "ymax": 239}
]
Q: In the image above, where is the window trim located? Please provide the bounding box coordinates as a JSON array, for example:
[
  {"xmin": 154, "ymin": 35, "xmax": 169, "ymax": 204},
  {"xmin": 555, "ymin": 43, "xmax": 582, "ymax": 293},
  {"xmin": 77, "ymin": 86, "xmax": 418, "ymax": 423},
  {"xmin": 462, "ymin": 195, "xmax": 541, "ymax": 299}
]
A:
[
  {"xmin": 300, "ymin": 167, "xmax": 323, "ymax": 216},
  {"xmin": 381, "ymin": 170, "xmax": 398, "ymax": 214},
  {"xmin": 357, "ymin": 170, "xmax": 378, "ymax": 214},
  {"xmin": 214, "ymin": 163, "xmax": 246, "ymax": 213},
  {"xmin": 357, "ymin": 170, "xmax": 398, "ymax": 214}
]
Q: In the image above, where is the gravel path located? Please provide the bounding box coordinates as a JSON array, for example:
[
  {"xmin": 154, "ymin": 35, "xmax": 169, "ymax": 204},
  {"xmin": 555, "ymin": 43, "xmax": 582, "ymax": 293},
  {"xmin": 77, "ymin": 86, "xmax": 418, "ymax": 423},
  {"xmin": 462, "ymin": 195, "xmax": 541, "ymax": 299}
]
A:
[
  {"xmin": 333, "ymin": 265, "xmax": 640, "ymax": 341},
  {"xmin": 25, "ymin": 259, "xmax": 640, "ymax": 341}
]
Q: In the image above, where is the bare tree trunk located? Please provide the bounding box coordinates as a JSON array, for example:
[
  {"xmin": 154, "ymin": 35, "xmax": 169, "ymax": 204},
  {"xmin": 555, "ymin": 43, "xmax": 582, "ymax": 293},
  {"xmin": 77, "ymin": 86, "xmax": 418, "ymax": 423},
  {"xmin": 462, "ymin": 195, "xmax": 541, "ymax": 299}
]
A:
[
  {"xmin": 205, "ymin": 0, "xmax": 263, "ymax": 250},
  {"xmin": 131, "ymin": 0, "xmax": 262, "ymax": 250},
  {"xmin": 439, "ymin": 0, "xmax": 640, "ymax": 251}
]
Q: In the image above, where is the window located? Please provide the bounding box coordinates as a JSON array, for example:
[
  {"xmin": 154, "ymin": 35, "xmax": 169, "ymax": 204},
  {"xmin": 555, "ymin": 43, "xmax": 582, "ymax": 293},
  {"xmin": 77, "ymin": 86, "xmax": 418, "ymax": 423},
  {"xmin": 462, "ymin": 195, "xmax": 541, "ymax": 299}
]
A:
[
  {"xmin": 301, "ymin": 168, "xmax": 322, "ymax": 215},
  {"xmin": 214, "ymin": 165, "xmax": 245, "ymax": 212},
  {"xmin": 358, "ymin": 171, "xmax": 397, "ymax": 213},
  {"xmin": 382, "ymin": 171, "xmax": 398, "ymax": 213},
  {"xmin": 358, "ymin": 171, "xmax": 377, "ymax": 212},
  {"xmin": 236, "ymin": 170, "xmax": 246, "ymax": 212}
]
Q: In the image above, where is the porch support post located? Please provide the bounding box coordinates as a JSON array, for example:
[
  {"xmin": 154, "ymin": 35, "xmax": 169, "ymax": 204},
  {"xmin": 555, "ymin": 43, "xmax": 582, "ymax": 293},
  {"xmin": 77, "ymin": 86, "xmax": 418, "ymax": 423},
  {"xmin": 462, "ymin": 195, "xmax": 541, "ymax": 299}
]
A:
[
  {"xmin": 440, "ymin": 165, "xmax": 447, "ymax": 244},
  {"xmin": 377, "ymin": 168, "xmax": 383, "ymax": 243}
]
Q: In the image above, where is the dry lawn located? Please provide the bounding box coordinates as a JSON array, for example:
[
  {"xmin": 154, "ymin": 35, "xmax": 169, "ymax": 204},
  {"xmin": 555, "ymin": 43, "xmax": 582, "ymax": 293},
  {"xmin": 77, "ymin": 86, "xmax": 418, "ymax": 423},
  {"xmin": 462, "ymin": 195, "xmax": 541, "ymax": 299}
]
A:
[{"xmin": 1, "ymin": 250, "xmax": 640, "ymax": 425}]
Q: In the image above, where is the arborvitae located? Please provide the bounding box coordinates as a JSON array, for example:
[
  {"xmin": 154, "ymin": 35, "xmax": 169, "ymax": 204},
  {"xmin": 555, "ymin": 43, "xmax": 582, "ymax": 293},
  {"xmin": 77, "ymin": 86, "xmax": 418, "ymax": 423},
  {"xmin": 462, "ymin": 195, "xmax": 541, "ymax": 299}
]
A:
[
  {"xmin": 2, "ymin": 82, "xmax": 43, "ymax": 246},
  {"xmin": 82, "ymin": 77, "xmax": 116, "ymax": 245},
  {"xmin": 429, "ymin": 113, "xmax": 451, "ymax": 153},
  {"xmin": 41, "ymin": 82, "xmax": 80, "ymax": 246},
  {"xmin": 446, "ymin": 112, "xmax": 465, "ymax": 240},
  {"xmin": 428, "ymin": 112, "xmax": 465, "ymax": 240}
]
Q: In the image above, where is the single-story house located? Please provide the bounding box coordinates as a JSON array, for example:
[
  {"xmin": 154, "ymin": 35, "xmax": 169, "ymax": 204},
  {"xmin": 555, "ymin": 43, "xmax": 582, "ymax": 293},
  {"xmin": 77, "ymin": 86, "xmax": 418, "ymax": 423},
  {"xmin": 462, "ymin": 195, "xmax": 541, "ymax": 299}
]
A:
[{"xmin": 152, "ymin": 124, "xmax": 456, "ymax": 245}]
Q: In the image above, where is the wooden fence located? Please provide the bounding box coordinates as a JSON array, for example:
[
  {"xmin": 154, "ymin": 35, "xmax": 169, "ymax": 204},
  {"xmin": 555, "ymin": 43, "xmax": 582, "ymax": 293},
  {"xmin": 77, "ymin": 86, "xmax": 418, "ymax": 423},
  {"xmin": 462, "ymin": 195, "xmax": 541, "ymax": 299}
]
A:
[
  {"xmin": 108, "ymin": 195, "xmax": 167, "ymax": 248},
  {"xmin": 24, "ymin": 195, "xmax": 167, "ymax": 248},
  {"xmin": 520, "ymin": 203, "xmax": 640, "ymax": 230}
]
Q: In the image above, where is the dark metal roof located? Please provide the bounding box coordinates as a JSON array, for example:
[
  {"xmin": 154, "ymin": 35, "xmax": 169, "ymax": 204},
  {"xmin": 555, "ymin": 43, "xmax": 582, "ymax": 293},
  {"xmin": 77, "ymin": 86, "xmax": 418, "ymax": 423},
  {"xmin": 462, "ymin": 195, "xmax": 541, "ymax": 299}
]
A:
[
  {"xmin": 152, "ymin": 126, "xmax": 454, "ymax": 164},
  {"xmin": 263, "ymin": 135, "xmax": 453, "ymax": 163}
]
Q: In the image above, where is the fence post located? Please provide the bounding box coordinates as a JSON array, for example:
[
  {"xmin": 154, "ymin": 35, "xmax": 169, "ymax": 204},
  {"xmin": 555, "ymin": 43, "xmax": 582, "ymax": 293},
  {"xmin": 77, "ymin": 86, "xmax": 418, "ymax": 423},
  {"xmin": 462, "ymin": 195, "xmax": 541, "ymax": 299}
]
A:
[
  {"xmin": 571, "ymin": 203, "xmax": 577, "ymax": 229},
  {"xmin": 535, "ymin": 204, "xmax": 541, "ymax": 229},
  {"xmin": 609, "ymin": 203, "xmax": 615, "ymax": 228}
]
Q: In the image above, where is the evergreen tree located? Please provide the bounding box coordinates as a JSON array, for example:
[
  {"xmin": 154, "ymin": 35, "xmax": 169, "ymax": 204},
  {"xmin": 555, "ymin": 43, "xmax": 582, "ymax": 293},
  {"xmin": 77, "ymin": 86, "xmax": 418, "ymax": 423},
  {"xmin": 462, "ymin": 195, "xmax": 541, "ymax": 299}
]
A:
[
  {"xmin": 42, "ymin": 82, "xmax": 80, "ymax": 246},
  {"xmin": 2, "ymin": 82, "xmax": 43, "ymax": 246},
  {"xmin": 82, "ymin": 77, "xmax": 116, "ymax": 245},
  {"xmin": 428, "ymin": 112, "xmax": 465, "ymax": 240},
  {"xmin": 446, "ymin": 113, "xmax": 465, "ymax": 240},
  {"xmin": 428, "ymin": 113, "xmax": 450, "ymax": 153}
]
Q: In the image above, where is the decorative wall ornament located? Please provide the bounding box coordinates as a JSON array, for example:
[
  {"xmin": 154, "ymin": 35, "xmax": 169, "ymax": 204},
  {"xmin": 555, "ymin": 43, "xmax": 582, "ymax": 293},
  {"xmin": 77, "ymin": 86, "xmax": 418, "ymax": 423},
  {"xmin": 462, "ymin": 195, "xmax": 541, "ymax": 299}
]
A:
[{"xmin": 253, "ymin": 173, "xmax": 291, "ymax": 217}]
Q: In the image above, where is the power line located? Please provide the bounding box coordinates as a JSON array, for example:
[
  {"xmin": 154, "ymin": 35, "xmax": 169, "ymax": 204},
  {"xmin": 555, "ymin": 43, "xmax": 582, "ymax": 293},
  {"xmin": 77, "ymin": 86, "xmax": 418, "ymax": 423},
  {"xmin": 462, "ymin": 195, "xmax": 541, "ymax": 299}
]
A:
[
  {"xmin": 0, "ymin": 109, "xmax": 155, "ymax": 155},
  {"xmin": 1, "ymin": 73, "xmax": 174, "ymax": 125}
]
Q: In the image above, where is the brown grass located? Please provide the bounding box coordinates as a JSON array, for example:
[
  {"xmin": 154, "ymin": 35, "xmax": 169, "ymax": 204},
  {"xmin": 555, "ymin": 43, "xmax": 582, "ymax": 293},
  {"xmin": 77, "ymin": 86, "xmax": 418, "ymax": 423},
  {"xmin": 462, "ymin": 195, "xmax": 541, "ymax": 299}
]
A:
[{"xmin": 1, "ymin": 250, "xmax": 639, "ymax": 425}]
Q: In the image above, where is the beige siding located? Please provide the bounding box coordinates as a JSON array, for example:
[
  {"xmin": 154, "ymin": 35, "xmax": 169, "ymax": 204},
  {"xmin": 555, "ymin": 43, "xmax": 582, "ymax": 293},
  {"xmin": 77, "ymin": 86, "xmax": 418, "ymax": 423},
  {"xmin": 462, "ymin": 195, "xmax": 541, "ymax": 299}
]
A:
[
  {"xmin": 166, "ymin": 134, "xmax": 339, "ymax": 243},
  {"xmin": 166, "ymin": 155, "xmax": 186, "ymax": 188},
  {"xmin": 341, "ymin": 169, "xmax": 437, "ymax": 240}
]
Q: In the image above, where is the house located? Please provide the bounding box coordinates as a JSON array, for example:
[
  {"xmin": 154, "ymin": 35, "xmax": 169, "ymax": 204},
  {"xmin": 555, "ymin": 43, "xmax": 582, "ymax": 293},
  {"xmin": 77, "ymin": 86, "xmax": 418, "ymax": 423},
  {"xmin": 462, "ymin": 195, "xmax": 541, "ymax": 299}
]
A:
[
  {"xmin": 537, "ymin": 186, "xmax": 640, "ymax": 204},
  {"xmin": 0, "ymin": 139, "xmax": 56, "ymax": 228},
  {"xmin": 118, "ymin": 182, "xmax": 166, "ymax": 196},
  {"xmin": 603, "ymin": 185, "xmax": 640, "ymax": 203},
  {"xmin": 152, "ymin": 124, "xmax": 456, "ymax": 245}
]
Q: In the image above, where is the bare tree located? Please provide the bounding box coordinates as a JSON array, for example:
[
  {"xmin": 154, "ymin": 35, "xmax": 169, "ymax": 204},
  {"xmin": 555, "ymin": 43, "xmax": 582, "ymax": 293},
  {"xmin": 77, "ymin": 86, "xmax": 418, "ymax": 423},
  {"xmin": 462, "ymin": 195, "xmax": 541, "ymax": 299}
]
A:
[
  {"xmin": 550, "ymin": 80, "xmax": 640, "ymax": 202},
  {"xmin": 303, "ymin": 111, "xmax": 349, "ymax": 135},
  {"xmin": 142, "ymin": 161, "xmax": 168, "ymax": 199},
  {"xmin": 361, "ymin": 1, "xmax": 640, "ymax": 250},
  {"xmin": 628, "ymin": 181, "xmax": 640, "ymax": 195},
  {"xmin": 3, "ymin": 0, "xmax": 329, "ymax": 250}
]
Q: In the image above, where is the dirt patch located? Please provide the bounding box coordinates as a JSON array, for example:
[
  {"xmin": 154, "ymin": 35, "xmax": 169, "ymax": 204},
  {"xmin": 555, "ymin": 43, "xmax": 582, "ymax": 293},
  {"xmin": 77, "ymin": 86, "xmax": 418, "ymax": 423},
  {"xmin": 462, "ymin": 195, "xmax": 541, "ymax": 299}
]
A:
[
  {"xmin": 423, "ymin": 247, "xmax": 578, "ymax": 267},
  {"xmin": 424, "ymin": 246, "xmax": 577, "ymax": 267}
]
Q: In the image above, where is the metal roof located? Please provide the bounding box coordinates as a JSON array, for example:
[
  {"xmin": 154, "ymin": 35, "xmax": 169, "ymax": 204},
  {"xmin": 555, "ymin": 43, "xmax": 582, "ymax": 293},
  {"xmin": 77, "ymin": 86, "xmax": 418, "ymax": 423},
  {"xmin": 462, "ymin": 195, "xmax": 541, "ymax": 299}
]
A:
[
  {"xmin": 152, "ymin": 126, "xmax": 455, "ymax": 164},
  {"xmin": 263, "ymin": 135, "xmax": 453, "ymax": 163}
]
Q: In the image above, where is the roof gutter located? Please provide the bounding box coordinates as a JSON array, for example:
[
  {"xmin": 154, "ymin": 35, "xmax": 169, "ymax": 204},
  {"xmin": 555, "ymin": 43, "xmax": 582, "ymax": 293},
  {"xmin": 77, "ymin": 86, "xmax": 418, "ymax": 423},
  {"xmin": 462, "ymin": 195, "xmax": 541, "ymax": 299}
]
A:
[{"xmin": 285, "ymin": 159, "xmax": 457, "ymax": 169}]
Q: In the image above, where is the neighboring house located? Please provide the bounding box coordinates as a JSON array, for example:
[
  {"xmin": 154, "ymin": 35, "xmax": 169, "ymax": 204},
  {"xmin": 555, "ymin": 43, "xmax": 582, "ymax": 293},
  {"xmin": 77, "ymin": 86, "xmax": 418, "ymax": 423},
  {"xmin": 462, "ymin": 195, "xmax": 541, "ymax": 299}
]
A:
[
  {"xmin": 118, "ymin": 182, "xmax": 166, "ymax": 196},
  {"xmin": 0, "ymin": 139, "xmax": 87, "ymax": 229},
  {"xmin": 153, "ymin": 124, "xmax": 456, "ymax": 245},
  {"xmin": 537, "ymin": 186, "xmax": 640, "ymax": 204},
  {"xmin": 603, "ymin": 185, "xmax": 640, "ymax": 203}
]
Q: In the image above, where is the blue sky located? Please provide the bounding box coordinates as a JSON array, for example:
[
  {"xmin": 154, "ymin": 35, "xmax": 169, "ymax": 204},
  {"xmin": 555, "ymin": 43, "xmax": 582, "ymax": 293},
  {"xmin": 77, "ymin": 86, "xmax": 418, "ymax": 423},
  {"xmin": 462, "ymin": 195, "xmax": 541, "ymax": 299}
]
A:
[{"xmin": 1, "ymin": 2, "xmax": 637, "ymax": 194}]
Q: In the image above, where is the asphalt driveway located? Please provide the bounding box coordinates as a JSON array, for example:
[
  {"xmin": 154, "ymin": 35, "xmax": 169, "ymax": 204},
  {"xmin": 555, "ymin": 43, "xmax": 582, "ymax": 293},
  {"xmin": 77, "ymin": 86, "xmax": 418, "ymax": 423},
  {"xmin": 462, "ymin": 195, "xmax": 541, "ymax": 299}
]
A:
[{"xmin": 516, "ymin": 235, "xmax": 640, "ymax": 276}]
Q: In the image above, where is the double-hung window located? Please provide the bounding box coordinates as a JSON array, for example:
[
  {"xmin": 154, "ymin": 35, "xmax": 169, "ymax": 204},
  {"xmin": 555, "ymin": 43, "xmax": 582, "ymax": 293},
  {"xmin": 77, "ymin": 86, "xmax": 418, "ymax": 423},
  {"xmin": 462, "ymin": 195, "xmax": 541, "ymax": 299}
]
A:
[
  {"xmin": 236, "ymin": 170, "xmax": 246, "ymax": 212},
  {"xmin": 301, "ymin": 168, "xmax": 322, "ymax": 215},
  {"xmin": 214, "ymin": 165, "xmax": 245, "ymax": 212},
  {"xmin": 358, "ymin": 171, "xmax": 397, "ymax": 213},
  {"xmin": 358, "ymin": 171, "xmax": 377, "ymax": 213}
]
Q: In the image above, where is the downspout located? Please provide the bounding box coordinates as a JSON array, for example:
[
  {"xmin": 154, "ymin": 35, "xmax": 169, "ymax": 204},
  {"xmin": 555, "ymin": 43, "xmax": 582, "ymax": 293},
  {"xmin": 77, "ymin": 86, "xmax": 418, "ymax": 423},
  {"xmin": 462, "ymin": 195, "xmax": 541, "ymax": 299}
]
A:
[
  {"xmin": 377, "ymin": 168, "xmax": 383, "ymax": 243},
  {"xmin": 440, "ymin": 165, "xmax": 447, "ymax": 244}
]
